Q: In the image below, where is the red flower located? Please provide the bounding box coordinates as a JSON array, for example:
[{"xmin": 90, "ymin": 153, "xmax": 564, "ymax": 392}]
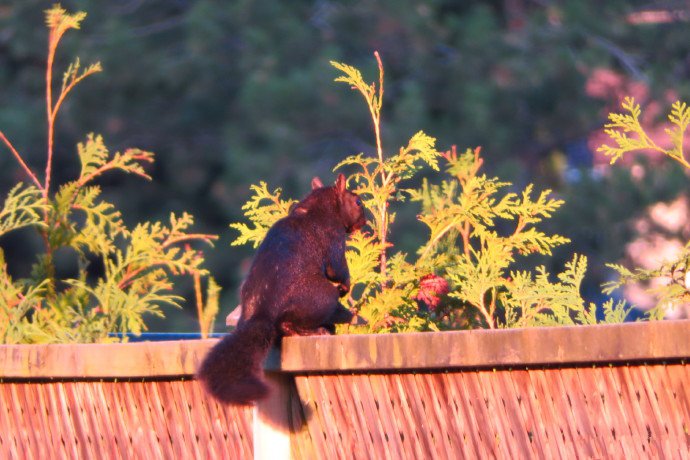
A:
[{"xmin": 415, "ymin": 274, "xmax": 449, "ymax": 311}]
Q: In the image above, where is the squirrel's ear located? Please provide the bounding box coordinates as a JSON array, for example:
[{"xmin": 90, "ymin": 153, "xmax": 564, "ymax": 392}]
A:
[
  {"xmin": 311, "ymin": 177, "xmax": 324, "ymax": 189},
  {"xmin": 335, "ymin": 173, "xmax": 346, "ymax": 194}
]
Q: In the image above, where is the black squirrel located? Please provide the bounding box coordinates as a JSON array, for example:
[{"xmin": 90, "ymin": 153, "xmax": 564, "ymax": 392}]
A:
[{"xmin": 198, "ymin": 174, "xmax": 366, "ymax": 405}]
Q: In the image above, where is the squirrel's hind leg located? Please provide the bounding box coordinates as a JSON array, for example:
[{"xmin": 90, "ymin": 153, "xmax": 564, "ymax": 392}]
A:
[{"xmin": 279, "ymin": 322, "xmax": 332, "ymax": 336}]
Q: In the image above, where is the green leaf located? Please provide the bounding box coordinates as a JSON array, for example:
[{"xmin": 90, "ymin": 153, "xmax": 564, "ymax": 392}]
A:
[
  {"xmin": 69, "ymin": 186, "xmax": 127, "ymax": 255},
  {"xmin": 45, "ymin": 4, "xmax": 87, "ymax": 33},
  {"xmin": 600, "ymin": 299, "xmax": 633, "ymax": 324},
  {"xmin": 598, "ymin": 96, "xmax": 690, "ymax": 170},
  {"xmin": 78, "ymin": 134, "xmax": 153, "ymax": 185},
  {"xmin": 330, "ymin": 60, "xmax": 379, "ymax": 110},
  {"xmin": 229, "ymin": 182, "xmax": 296, "ymax": 248},
  {"xmin": 0, "ymin": 183, "xmax": 47, "ymax": 238},
  {"xmin": 500, "ymin": 254, "xmax": 588, "ymax": 328},
  {"xmin": 387, "ymin": 131, "xmax": 440, "ymax": 180}
]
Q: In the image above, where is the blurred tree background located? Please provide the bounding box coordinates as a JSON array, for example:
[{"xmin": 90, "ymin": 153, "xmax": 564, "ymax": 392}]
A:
[{"xmin": 1, "ymin": 0, "xmax": 689, "ymax": 330}]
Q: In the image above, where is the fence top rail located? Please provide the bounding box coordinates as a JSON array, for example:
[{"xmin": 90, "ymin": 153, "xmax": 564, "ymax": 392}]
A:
[
  {"xmin": 275, "ymin": 319, "xmax": 690, "ymax": 372},
  {"xmin": 1, "ymin": 320, "xmax": 688, "ymax": 379}
]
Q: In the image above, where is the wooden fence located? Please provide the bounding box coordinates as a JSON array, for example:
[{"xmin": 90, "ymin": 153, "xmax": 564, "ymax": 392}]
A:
[{"xmin": 1, "ymin": 320, "xmax": 689, "ymax": 458}]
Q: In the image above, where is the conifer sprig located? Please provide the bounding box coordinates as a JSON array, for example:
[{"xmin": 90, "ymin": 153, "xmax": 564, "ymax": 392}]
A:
[
  {"xmin": 229, "ymin": 182, "xmax": 296, "ymax": 248},
  {"xmin": 194, "ymin": 270, "xmax": 220, "ymax": 339},
  {"xmin": 599, "ymin": 97, "xmax": 690, "ymax": 318},
  {"xmin": 331, "ymin": 51, "xmax": 384, "ymax": 162},
  {"xmin": 77, "ymin": 134, "xmax": 154, "ymax": 186},
  {"xmin": 331, "ymin": 54, "xmax": 440, "ymax": 283},
  {"xmin": 44, "ymin": 4, "xmax": 102, "ymax": 198},
  {"xmin": 0, "ymin": 4, "xmax": 219, "ymax": 343},
  {"xmin": 414, "ymin": 146, "xmax": 575, "ymax": 328},
  {"xmin": 0, "ymin": 184, "xmax": 49, "ymax": 238},
  {"xmin": 598, "ymin": 96, "xmax": 690, "ymax": 169},
  {"xmin": 501, "ymin": 254, "xmax": 592, "ymax": 328}
]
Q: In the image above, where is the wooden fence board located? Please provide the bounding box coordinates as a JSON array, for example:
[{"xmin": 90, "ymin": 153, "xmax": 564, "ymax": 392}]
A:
[
  {"xmin": 53, "ymin": 383, "xmax": 82, "ymax": 459},
  {"xmin": 288, "ymin": 378, "xmax": 315, "ymax": 460},
  {"xmin": 10, "ymin": 383, "xmax": 36, "ymax": 460},
  {"xmin": 338, "ymin": 374, "xmax": 370, "ymax": 456},
  {"xmin": 647, "ymin": 365, "xmax": 690, "ymax": 459},
  {"xmin": 386, "ymin": 373, "xmax": 426, "ymax": 460},
  {"xmin": 294, "ymin": 375, "xmax": 335, "ymax": 459},
  {"xmin": 595, "ymin": 366, "xmax": 638, "ymax": 457},
  {"xmin": 16, "ymin": 382, "xmax": 43, "ymax": 460},
  {"xmin": 451, "ymin": 371, "xmax": 495, "ymax": 458},
  {"xmin": 542, "ymin": 368, "xmax": 584, "ymax": 457},
  {"xmin": 0, "ymin": 385, "xmax": 21, "ymax": 459},
  {"xmin": 491, "ymin": 370, "xmax": 535, "ymax": 457},
  {"xmin": 465, "ymin": 371, "xmax": 505, "ymax": 457},
  {"xmin": 663, "ymin": 364, "xmax": 690, "ymax": 451},
  {"xmin": 315, "ymin": 376, "xmax": 348, "ymax": 458},
  {"xmin": 414, "ymin": 373, "xmax": 457, "ymax": 456},
  {"xmin": 429, "ymin": 373, "xmax": 473, "ymax": 457},
  {"xmin": 634, "ymin": 366, "xmax": 674, "ymax": 454},
  {"xmin": 0, "ymin": 379, "xmax": 253, "ymax": 460},
  {"xmin": 474, "ymin": 370, "xmax": 515, "ymax": 458},
  {"xmin": 2, "ymin": 324, "xmax": 690, "ymax": 458},
  {"xmin": 278, "ymin": 321, "xmax": 690, "ymax": 372},
  {"xmin": 533, "ymin": 369, "xmax": 577, "ymax": 458},
  {"xmin": 359, "ymin": 374, "xmax": 388, "ymax": 457},
  {"xmin": 509, "ymin": 369, "xmax": 554, "ymax": 458},
  {"xmin": 367, "ymin": 374, "xmax": 406, "ymax": 459}
]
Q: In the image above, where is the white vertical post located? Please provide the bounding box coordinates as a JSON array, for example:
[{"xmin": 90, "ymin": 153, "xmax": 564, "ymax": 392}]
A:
[{"xmin": 253, "ymin": 372, "xmax": 292, "ymax": 460}]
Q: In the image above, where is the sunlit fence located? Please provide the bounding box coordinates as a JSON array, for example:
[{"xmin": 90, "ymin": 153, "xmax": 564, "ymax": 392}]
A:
[{"xmin": 2, "ymin": 321, "xmax": 689, "ymax": 458}]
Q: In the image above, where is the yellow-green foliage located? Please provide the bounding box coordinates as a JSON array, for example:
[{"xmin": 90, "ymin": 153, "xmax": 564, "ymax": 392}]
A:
[
  {"xmin": 332, "ymin": 127, "xmax": 442, "ymax": 333},
  {"xmin": 231, "ymin": 54, "xmax": 636, "ymax": 332},
  {"xmin": 0, "ymin": 5, "xmax": 218, "ymax": 343},
  {"xmin": 229, "ymin": 182, "xmax": 296, "ymax": 248},
  {"xmin": 0, "ymin": 184, "xmax": 48, "ymax": 237},
  {"xmin": 599, "ymin": 97, "xmax": 690, "ymax": 169},
  {"xmin": 329, "ymin": 55, "xmax": 443, "ymax": 333},
  {"xmin": 502, "ymin": 255, "xmax": 604, "ymax": 328},
  {"xmin": 412, "ymin": 147, "xmax": 597, "ymax": 328},
  {"xmin": 196, "ymin": 276, "xmax": 221, "ymax": 339},
  {"xmin": 599, "ymin": 98, "xmax": 690, "ymax": 318}
]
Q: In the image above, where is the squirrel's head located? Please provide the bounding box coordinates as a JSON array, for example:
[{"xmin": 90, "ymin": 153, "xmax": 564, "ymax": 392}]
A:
[
  {"xmin": 333, "ymin": 173, "xmax": 366, "ymax": 233},
  {"xmin": 296, "ymin": 174, "xmax": 366, "ymax": 233}
]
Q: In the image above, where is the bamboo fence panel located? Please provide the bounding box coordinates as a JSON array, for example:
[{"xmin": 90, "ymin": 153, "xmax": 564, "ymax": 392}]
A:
[
  {"xmin": 2, "ymin": 321, "xmax": 690, "ymax": 458},
  {"xmin": 0, "ymin": 379, "xmax": 253, "ymax": 460},
  {"xmin": 290, "ymin": 363, "xmax": 690, "ymax": 459}
]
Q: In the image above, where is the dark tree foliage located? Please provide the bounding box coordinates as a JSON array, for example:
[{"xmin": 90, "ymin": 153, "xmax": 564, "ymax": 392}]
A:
[{"xmin": 1, "ymin": 0, "xmax": 689, "ymax": 329}]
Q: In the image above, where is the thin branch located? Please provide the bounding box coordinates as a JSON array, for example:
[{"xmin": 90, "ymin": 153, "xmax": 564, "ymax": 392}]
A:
[
  {"xmin": 0, "ymin": 131, "xmax": 43, "ymax": 189},
  {"xmin": 77, "ymin": 153, "xmax": 153, "ymax": 187},
  {"xmin": 488, "ymin": 288, "xmax": 497, "ymax": 329},
  {"xmin": 371, "ymin": 51, "xmax": 389, "ymax": 282},
  {"xmin": 512, "ymin": 216, "xmax": 527, "ymax": 237},
  {"xmin": 189, "ymin": 243, "xmax": 207, "ymax": 338},
  {"xmin": 476, "ymin": 298, "xmax": 495, "ymax": 330},
  {"xmin": 419, "ymin": 217, "xmax": 464, "ymax": 261},
  {"xmin": 373, "ymin": 51, "xmax": 384, "ymax": 164},
  {"xmin": 670, "ymin": 151, "xmax": 690, "ymax": 170},
  {"xmin": 45, "ymin": 32, "xmax": 58, "ymax": 200},
  {"xmin": 52, "ymin": 64, "xmax": 102, "ymax": 128},
  {"xmin": 461, "ymin": 221, "xmax": 472, "ymax": 257},
  {"xmin": 117, "ymin": 266, "xmax": 147, "ymax": 290},
  {"xmin": 162, "ymin": 234, "xmax": 219, "ymax": 249},
  {"xmin": 590, "ymin": 35, "xmax": 646, "ymax": 81}
]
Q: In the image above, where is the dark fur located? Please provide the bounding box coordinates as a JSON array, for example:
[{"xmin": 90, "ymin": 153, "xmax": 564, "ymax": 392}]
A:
[{"xmin": 197, "ymin": 174, "xmax": 366, "ymax": 404}]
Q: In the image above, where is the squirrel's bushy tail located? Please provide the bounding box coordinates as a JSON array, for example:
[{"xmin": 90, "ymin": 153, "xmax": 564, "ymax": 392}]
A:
[{"xmin": 197, "ymin": 317, "xmax": 276, "ymax": 405}]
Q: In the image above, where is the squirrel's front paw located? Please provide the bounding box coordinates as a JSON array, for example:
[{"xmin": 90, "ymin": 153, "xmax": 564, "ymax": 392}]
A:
[{"xmin": 337, "ymin": 281, "xmax": 350, "ymax": 297}]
